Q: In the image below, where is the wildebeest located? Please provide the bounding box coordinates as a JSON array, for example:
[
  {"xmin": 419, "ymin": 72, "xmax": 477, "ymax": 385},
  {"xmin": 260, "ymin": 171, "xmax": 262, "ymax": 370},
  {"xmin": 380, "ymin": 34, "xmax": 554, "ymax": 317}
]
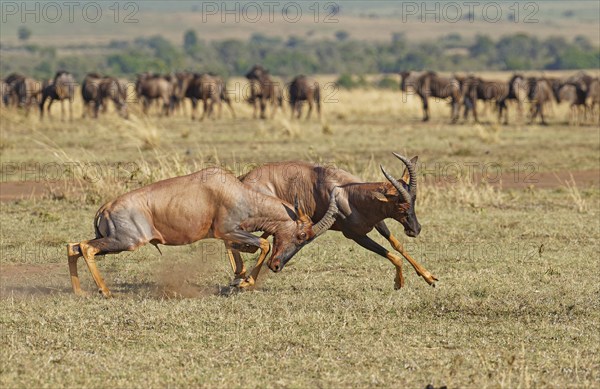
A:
[
  {"xmin": 399, "ymin": 71, "xmax": 423, "ymax": 93},
  {"xmin": 185, "ymin": 73, "xmax": 235, "ymax": 120},
  {"xmin": 461, "ymin": 76, "xmax": 509, "ymax": 123},
  {"xmin": 496, "ymin": 74, "xmax": 528, "ymax": 124},
  {"xmin": 136, "ymin": 73, "xmax": 173, "ymax": 116},
  {"xmin": 10, "ymin": 76, "xmax": 43, "ymax": 114},
  {"xmin": 81, "ymin": 73, "xmax": 128, "ymax": 118},
  {"xmin": 587, "ymin": 78, "xmax": 600, "ymax": 122},
  {"xmin": 245, "ymin": 65, "xmax": 284, "ymax": 119},
  {"xmin": 289, "ymin": 75, "xmax": 320, "ymax": 120},
  {"xmin": 527, "ymin": 77, "xmax": 553, "ymax": 125},
  {"xmin": 2, "ymin": 73, "xmax": 26, "ymax": 107},
  {"xmin": 39, "ymin": 71, "xmax": 76, "ymax": 120},
  {"xmin": 413, "ymin": 71, "xmax": 461, "ymax": 123}
]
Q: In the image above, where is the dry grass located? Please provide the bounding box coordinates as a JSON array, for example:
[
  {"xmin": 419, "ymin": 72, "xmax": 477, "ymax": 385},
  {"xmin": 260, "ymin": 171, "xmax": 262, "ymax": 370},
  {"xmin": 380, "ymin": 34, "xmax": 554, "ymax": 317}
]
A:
[{"xmin": 1, "ymin": 81, "xmax": 599, "ymax": 388}]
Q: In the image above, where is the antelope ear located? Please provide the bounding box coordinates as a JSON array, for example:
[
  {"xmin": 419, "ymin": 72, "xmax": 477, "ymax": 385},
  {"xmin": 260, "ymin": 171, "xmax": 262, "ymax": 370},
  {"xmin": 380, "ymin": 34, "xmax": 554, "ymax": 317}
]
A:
[
  {"xmin": 372, "ymin": 191, "xmax": 389, "ymax": 202},
  {"xmin": 401, "ymin": 156, "xmax": 419, "ymax": 184}
]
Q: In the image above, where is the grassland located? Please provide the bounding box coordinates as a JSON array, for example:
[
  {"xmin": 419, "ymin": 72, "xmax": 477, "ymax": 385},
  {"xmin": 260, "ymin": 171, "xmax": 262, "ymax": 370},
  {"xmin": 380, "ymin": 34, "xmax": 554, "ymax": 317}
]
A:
[{"xmin": 1, "ymin": 76, "xmax": 599, "ymax": 388}]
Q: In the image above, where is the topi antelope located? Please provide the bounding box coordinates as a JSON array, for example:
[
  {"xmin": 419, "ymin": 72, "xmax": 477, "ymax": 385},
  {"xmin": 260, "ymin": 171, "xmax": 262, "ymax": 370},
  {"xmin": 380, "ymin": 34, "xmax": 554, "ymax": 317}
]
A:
[
  {"xmin": 234, "ymin": 153, "xmax": 437, "ymax": 289},
  {"xmin": 66, "ymin": 167, "xmax": 338, "ymax": 297}
]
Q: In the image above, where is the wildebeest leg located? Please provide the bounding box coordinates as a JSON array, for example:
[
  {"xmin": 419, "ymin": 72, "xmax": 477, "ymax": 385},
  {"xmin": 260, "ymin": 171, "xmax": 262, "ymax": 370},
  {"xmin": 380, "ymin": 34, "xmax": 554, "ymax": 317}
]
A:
[
  {"xmin": 142, "ymin": 98, "xmax": 149, "ymax": 115},
  {"xmin": 69, "ymin": 99, "xmax": 73, "ymax": 121},
  {"xmin": 350, "ymin": 234, "xmax": 406, "ymax": 290},
  {"xmin": 201, "ymin": 98, "xmax": 208, "ymax": 120},
  {"xmin": 260, "ymin": 99, "xmax": 267, "ymax": 119},
  {"xmin": 450, "ymin": 99, "xmax": 458, "ymax": 123},
  {"xmin": 375, "ymin": 222, "xmax": 438, "ymax": 286},
  {"xmin": 306, "ymin": 97, "xmax": 313, "ymax": 120},
  {"xmin": 270, "ymin": 97, "xmax": 277, "ymax": 119},
  {"xmin": 472, "ymin": 99, "xmax": 479, "ymax": 123},
  {"xmin": 190, "ymin": 98, "xmax": 197, "ymax": 120},
  {"xmin": 421, "ymin": 96, "xmax": 429, "ymax": 121},
  {"xmin": 47, "ymin": 99, "xmax": 54, "ymax": 117}
]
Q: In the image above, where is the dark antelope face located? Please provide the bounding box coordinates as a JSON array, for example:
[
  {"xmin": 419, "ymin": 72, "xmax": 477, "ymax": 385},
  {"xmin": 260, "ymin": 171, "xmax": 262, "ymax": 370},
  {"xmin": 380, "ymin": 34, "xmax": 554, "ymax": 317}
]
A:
[
  {"xmin": 379, "ymin": 153, "xmax": 421, "ymax": 238},
  {"xmin": 268, "ymin": 190, "xmax": 339, "ymax": 272}
]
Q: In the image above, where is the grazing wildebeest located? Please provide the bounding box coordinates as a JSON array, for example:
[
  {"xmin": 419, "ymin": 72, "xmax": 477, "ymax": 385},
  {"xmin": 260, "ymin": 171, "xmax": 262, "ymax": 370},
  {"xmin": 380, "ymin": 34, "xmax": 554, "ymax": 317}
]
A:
[
  {"xmin": 135, "ymin": 73, "xmax": 173, "ymax": 116},
  {"xmin": 527, "ymin": 77, "xmax": 553, "ymax": 125},
  {"xmin": 461, "ymin": 76, "xmax": 509, "ymax": 123},
  {"xmin": 413, "ymin": 71, "xmax": 461, "ymax": 123},
  {"xmin": 172, "ymin": 71, "xmax": 194, "ymax": 115},
  {"xmin": 39, "ymin": 71, "xmax": 76, "ymax": 121},
  {"xmin": 245, "ymin": 65, "xmax": 284, "ymax": 119},
  {"xmin": 82, "ymin": 73, "xmax": 128, "ymax": 119},
  {"xmin": 232, "ymin": 153, "xmax": 437, "ymax": 289},
  {"xmin": 289, "ymin": 75, "xmax": 321, "ymax": 120}
]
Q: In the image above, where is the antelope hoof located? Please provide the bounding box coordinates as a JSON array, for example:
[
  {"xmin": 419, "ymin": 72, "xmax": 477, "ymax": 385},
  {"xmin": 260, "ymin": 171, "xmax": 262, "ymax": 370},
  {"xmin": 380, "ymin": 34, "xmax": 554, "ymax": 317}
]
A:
[
  {"xmin": 422, "ymin": 273, "xmax": 438, "ymax": 287},
  {"xmin": 234, "ymin": 276, "xmax": 255, "ymax": 289},
  {"xmin": 394, "ymin": 275, "xmax": 405, "ymax": 290},
  {"xmin": 99, "ymin": 289, "xmax": 113, "ymax": 298}
]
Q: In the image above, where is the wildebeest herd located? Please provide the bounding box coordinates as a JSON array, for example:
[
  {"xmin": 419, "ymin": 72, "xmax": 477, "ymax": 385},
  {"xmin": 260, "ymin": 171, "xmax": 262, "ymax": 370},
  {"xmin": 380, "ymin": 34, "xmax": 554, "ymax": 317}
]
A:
[
  {"xmin": 400, "ymin": 70, "xmax": 600, "ymax": 125},
  {"xmin": 1, "ymin": 67, "xmax": 598, "ymax": 124},
  {"xmin": 1, "ymin": 65, "xmax": 323, "ymax": 121}
]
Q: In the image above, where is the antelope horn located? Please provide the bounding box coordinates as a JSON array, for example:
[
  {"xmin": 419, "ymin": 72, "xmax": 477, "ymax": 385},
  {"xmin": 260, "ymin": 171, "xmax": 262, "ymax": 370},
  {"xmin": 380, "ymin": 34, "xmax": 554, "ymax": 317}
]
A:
[
  {"xmin": 392, "ymin": 152, "xmax": 417, "ymax": 196},
  {"xmin": 313, "ymin": 187, "xmax": 339, "ymax": 238},
  {"xmin": 380, "ymin": 164, "xmax": 411, "ymax": 205}
]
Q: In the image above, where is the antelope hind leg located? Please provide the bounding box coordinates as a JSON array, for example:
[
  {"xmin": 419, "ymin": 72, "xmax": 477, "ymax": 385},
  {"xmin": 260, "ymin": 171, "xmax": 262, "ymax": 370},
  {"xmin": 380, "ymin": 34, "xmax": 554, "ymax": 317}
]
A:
[{"xmin": 67, "ymin": 243, "xmax": 87, "ymax": 296}]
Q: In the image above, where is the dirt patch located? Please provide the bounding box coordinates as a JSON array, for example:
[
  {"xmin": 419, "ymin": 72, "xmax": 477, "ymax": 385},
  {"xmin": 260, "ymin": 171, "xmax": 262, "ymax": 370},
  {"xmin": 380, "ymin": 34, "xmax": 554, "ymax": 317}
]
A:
[{"xmin": 0, "ymin": 263, "xmax": 70, "ymax": 297}]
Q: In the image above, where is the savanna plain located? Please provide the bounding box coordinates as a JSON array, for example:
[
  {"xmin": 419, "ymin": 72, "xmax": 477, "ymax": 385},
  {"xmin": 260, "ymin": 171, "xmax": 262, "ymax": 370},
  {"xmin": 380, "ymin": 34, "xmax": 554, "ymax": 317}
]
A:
[{"xmin": 1, "ymin": 76, "xmax": 599, "ymax": 388}]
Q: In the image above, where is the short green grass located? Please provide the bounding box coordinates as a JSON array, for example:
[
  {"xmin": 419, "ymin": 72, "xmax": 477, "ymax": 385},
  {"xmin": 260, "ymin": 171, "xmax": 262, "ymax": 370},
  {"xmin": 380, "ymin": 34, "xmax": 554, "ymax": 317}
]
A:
[{"xmin": 1, "ymin": 82, "xmax": 599, "ymax": 387}]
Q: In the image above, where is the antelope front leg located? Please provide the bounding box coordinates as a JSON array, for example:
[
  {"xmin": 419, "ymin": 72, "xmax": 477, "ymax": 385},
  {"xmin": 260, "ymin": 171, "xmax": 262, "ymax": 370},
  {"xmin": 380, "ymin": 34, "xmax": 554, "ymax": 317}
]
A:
[
  {"xmin": 236, "ymin": 238, "xmax": 270, "ymax": 288},
  {"xmin": 226, "ymin": 247, "xmax": 247, "ymax": 283},
  {"xmin": 388, "ymin": 235, "xmax": 438, "ymax": 286}
]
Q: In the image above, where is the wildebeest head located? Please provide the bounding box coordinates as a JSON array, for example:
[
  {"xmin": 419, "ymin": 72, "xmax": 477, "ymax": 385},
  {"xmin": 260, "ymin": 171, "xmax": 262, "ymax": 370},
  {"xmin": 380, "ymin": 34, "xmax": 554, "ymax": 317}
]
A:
[{"xmin": 246, "ymin": 65, "xmax": 268, "ymax": 81}]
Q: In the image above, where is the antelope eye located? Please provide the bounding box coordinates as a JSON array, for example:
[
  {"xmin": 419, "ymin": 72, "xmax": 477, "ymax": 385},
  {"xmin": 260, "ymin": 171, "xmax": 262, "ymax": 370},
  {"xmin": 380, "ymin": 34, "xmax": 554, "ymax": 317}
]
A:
[{"xmin": 299, "ymin": 232, "xmax": 307, "ymax": 239}]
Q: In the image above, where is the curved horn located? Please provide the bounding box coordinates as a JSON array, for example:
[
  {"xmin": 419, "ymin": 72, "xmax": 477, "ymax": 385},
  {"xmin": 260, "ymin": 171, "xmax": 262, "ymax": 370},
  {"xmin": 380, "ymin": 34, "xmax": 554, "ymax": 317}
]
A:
[
  {"xmin": 380, "ymin": 164, "xmax": 411, "ymax": 205},
  {"xmin": 313, "ymin": 187, "xmax": 339, "ymax": 238},
  {"xmin": 392, "ymin": 152, "xmax": 417, "ymax": 196}
]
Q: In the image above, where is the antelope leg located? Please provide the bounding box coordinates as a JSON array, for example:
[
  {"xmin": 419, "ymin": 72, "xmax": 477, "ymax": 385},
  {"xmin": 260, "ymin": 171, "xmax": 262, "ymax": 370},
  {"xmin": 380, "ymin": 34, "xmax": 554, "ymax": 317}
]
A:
[
  {"xmin": 351, "ymin": 235, "xmax": 405, "ymax": 290},
  {"xmin": 79, "ymin": 241, "xmax": 112, "ymax": 298},
  {"xmin": 67, "ymin": 243, "xmax": 86, "ymax": 296},
  {"xmin": 388, "ymin": 235, "xmax": 438, "ymax": 286},
  {"xmin": 226, "ymin": 246, "xmax": 247, "ymax": 281}
]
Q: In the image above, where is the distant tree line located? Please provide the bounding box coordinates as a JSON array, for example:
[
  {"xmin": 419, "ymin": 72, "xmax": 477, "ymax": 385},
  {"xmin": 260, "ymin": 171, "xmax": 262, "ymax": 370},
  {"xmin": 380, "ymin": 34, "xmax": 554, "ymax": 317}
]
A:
[{"xmin": 1, "ymin": 31, "xmax": 598, "ymax": 80}]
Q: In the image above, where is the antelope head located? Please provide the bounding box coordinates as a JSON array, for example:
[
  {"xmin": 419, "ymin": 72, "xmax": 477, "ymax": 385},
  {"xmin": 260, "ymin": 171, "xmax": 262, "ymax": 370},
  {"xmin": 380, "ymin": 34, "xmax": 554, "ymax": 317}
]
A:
[
  {"xmin": 268, "ymin": 188, "xmax": 339, "ymax": 272},
  {"xmin": 378, "ymin": 153, "xmax": 421, "ymax": 237}
]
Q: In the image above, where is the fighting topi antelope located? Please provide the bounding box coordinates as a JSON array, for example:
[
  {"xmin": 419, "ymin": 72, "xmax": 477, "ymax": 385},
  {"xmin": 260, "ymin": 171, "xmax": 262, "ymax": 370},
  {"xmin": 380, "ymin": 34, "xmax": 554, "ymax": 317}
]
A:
[
  {"xmin": 235, "ymin": 152, "xmax": 437, "ymax": 289},
  {"xmin": 67, "ymin": 167, "xmax": 339, "ymax": 297}
]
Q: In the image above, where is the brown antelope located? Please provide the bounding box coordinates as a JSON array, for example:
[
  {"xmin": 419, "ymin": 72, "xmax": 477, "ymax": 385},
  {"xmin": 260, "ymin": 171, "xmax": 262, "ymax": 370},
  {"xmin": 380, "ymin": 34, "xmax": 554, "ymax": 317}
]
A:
[
  {"xmin": 289, "ymin": 75, "xmax": 321, "ymax": 120},
  {"xmin": 39, "ymin": 71, "xmax": 76, "ymax": 121},
  {"xmin": 413, "ymin": 71, "xmax": 461, "ymax": 123},
  {"xmin": 66, "ymin": 167, "xmax": 338, "ymax": 297},
  {"xmin": 233, "ymin": 153, "xmax": 437, "ymax": 289},
  {"xmin": 245, "ymin": 65, "xmax": 284, "ymax": 119}
]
